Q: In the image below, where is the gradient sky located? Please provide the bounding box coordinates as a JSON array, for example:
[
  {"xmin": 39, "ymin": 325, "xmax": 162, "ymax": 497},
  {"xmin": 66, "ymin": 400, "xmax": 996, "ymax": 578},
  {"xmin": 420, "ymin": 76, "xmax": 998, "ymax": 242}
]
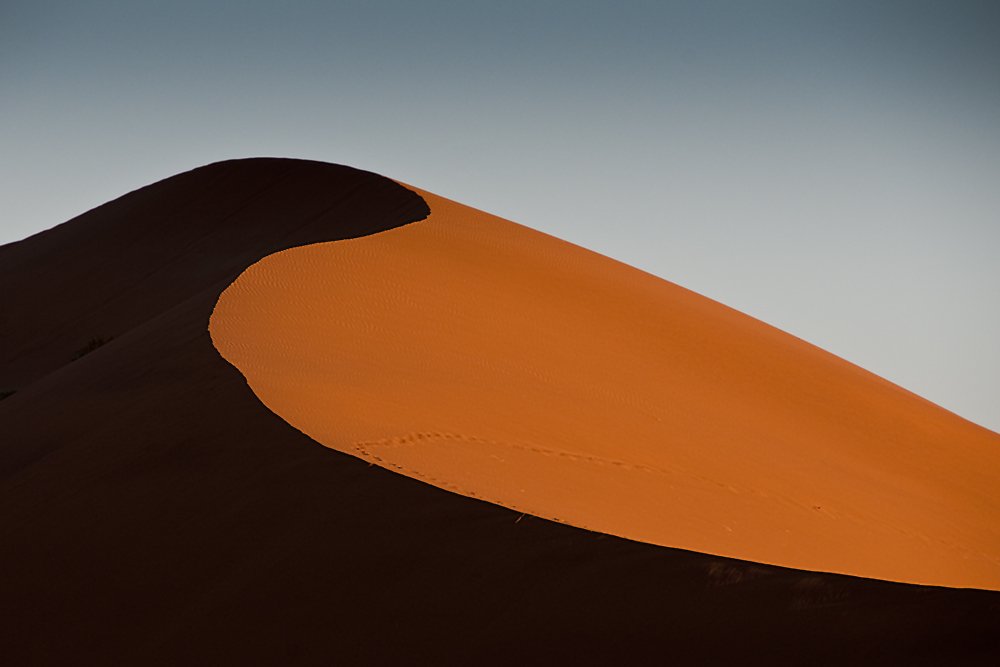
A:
[{"xmin": 3, "ymin": 1, "xmax": 999, "ymax": 432}]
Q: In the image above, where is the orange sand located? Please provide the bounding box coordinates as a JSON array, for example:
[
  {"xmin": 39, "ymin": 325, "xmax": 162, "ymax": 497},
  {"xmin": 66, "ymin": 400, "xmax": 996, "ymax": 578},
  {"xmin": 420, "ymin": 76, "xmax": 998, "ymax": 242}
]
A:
[{"xmin": 210, "ymin": 186, "xmax": 1000, "ymax": 590}]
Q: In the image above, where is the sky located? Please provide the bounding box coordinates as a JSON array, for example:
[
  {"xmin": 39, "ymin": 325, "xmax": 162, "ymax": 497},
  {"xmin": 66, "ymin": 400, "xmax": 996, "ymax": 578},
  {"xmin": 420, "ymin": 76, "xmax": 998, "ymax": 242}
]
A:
[{"xmin": 2, "ymin": 1, "xmax": 999, "ymax": 432}]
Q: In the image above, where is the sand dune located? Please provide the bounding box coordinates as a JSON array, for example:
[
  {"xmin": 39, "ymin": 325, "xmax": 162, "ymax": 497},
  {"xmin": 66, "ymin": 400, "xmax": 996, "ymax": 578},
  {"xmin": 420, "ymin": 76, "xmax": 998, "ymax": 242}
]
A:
[
  {"xmin": 211, "ymin": 185, "xmax": 1000, "ymax": 591},
  {"xmin": 2, "ymin": 159, "xmax": 998, "ymax": 665}
]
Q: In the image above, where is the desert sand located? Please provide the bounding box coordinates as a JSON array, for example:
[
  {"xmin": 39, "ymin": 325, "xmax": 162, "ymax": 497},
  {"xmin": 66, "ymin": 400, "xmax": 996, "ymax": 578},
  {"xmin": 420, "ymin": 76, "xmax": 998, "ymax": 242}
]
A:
[
  {"xmin": 2, "ymin": 158, "xmax": 998, "ymax": 665},
  {"xmin": 211, "ymin": 185, "xmax": 1000, "ymax": 591}
]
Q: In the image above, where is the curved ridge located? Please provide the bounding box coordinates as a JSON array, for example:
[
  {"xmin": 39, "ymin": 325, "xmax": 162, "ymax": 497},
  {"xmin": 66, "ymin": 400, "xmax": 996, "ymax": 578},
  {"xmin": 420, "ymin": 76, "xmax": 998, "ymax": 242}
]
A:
[
  {"xmin": 210, "ymin": 182, "xmax": 1000, "ymax": 591},
  {"xmin": 0, "ymin": 158, "xmax": 429, "ymax": 392}
]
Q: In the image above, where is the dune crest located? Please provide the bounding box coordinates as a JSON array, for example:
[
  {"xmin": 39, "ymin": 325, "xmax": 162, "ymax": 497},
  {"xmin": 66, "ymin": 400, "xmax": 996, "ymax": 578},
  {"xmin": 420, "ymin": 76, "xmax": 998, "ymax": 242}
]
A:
[{"xmin": 210, "ymin": 185, "xmax": 1000, "ymax": 590}]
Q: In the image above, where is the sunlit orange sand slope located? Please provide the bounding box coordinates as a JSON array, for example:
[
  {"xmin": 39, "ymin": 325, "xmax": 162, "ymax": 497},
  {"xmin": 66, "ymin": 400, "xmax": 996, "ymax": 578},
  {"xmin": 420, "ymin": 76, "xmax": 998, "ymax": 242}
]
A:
[{"xmin": 211, "ymin": 186, "xmax": 1000, "ymax": 591}]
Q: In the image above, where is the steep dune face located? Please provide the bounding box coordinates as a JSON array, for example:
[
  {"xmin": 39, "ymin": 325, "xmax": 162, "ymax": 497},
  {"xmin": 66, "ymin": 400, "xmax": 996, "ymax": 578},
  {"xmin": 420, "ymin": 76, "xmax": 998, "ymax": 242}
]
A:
[{"xmin": 211, "ymin": 186, "xmax": 1000, "ymax": 591}]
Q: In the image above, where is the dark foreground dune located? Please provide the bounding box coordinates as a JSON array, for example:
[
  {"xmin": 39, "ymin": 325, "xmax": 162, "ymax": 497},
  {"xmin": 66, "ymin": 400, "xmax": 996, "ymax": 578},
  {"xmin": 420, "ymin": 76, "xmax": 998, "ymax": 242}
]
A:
[{"xmin": 1, "ymin": 158, "xmax": 998, "ymax": 665}]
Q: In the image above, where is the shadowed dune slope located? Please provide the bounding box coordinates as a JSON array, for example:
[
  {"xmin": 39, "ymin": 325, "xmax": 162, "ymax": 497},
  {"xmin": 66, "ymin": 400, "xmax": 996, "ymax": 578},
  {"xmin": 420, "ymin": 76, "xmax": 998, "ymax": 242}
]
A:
[
  {"xmin": 211, "ymin": 186, "xmax": 1000, "ymax": 591},
  {"xmin": 2, "ymin": 159, "xmax": 998, "ymax": 665}
]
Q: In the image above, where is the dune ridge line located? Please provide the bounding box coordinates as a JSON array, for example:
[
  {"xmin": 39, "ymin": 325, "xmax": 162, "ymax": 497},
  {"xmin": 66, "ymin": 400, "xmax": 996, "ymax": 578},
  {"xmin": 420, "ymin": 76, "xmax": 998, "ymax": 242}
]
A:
[{"xmin": 209, "ymin": 182, "xmax": 1000, "ymax": 591}]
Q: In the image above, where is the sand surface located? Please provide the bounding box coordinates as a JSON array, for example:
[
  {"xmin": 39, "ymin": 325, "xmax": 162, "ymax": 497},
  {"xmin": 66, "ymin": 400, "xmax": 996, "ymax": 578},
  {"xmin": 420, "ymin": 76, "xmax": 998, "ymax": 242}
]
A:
[
  {"xmin": 2, "ymin": 159, "xmax": 998, "ymax": 665},
  {"xmin": 212, "ymin": 186, "xmax": 1000, "ymax": 591}
]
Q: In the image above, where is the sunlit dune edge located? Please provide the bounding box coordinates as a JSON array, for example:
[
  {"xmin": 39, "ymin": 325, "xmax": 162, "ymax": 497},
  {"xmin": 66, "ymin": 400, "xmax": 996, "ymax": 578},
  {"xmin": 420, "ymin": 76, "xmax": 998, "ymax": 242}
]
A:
[{"xmin": 209, "ymin": 183, "xmax": 1000, "ymax": 591}]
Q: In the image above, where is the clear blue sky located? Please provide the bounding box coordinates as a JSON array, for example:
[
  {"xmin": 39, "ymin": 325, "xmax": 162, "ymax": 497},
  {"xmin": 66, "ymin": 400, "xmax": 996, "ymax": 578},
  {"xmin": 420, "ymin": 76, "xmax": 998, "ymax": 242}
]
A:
[{"xmin": 3, "ymin": 1, "xmax": 999, "ymax": 432}]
